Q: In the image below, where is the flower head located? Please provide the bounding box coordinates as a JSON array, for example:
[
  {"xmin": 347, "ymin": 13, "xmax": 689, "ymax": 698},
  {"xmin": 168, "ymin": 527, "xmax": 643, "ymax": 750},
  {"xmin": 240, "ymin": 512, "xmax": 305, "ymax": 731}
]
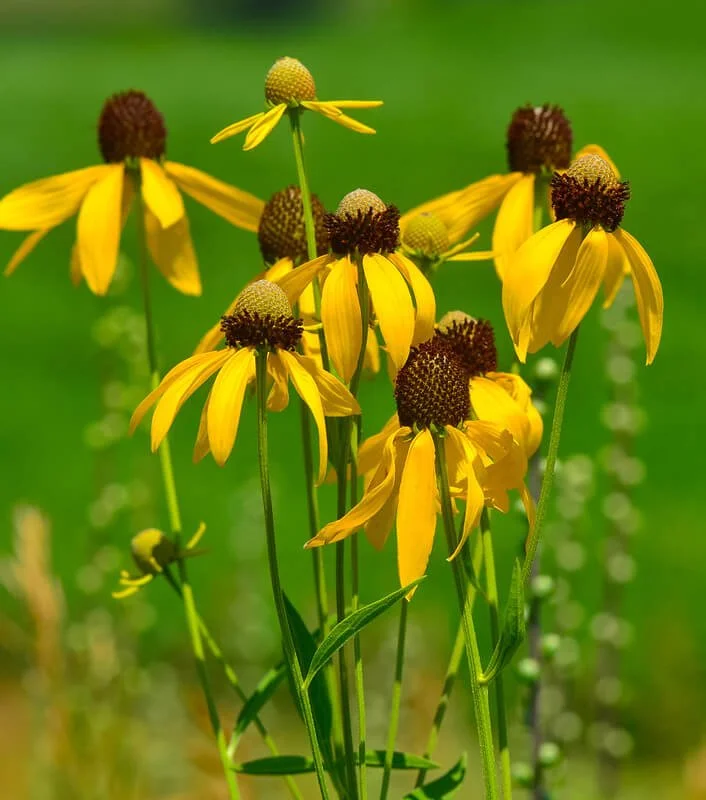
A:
[
  {"xmin": 282, "ymin": 188, "xmax": 436, "ymax": 382},
  {"xmin": 502, "ymin": 154, "xmax": 663, "ymax": 364},
  {"xmin": 211, "ymin": 56, "xmax": 382, "ymax": 150},
  {"xmin": 130, "ymin": 278, "xmax": 359, "ymax": 480},
  {"xmin": 0, "ymin": 90, "xmax": 264, "ymax": 296},
  {"xmin": 506, "ymin": 104, "xmax": 573, "ymax": 175},
  {"xmin": 306, "ymin": 337, "xmax": 528, "ymax": 595}
]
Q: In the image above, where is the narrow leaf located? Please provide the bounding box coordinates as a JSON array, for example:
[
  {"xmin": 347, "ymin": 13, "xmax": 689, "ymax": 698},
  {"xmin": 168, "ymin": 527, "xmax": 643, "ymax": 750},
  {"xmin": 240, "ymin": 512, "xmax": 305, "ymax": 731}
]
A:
[
  {"xmin": 481, "ymin": 559, "xmax": 526, "ymax": 685},
  {"xmin": 233, "ymin": 750, "xmax": 439, "ymax": 776},
  {"xmin": 231, "ymin": 661, "xmax": 286, "ymax": 747},
  {"xmin": 403, "ymin": 754, "xmax": 467, "ymax": 798},
  {"xmin": 303, "ymin": 577, "xmax": 425, "ymax": 689},
  {"xmin": 364, "ymin": 750, "xmax": 439, "ymax": 770}
]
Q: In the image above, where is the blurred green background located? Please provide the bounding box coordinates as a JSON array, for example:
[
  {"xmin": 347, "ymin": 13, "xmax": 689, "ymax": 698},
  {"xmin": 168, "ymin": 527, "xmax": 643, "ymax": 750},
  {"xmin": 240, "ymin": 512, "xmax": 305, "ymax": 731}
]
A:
[{"xmin": 1, "ymin": 0, "xmax": 705, "ymax": 797}]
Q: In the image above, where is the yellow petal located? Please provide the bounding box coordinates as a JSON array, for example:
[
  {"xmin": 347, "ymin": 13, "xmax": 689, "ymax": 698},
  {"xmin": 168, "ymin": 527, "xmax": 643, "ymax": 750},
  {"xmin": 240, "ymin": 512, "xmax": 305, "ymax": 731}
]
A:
[
  {"xmin": 279, "ymin": 350, "xmax": 328, "ymax": 484},
  {"xmin": 502, "ymin": 219, "xmax": 577, "ymax": 359},
  {"xmin": 4, "ymin": 229, "xmax": 50, "ymax": 276},
  {"xmin": 359, "ymin": 415, "xmax": 401, "ymax": 478},
  {"xmin": 553, "ymin": 226, "xmax": 609, "ymax": 342},
  {"xmin": 210, "ymin": 111, "xmax": 266, "ymax": 145},
  {"xmin": 396, "ymin": 428, "xmax": 438, "ymax": 596},
  {"xmin": 365, "ymin": 437, "xmax": 410, "ymax": 551},
  {"xmin": 612, "ymin": 229, "xmax": 663, "ymax": 364},
  {"xmin": 291, "ymin": 354, "xmax": 361, "ymax": 417},
  {"xmin": 447, "ymin": 250, "xmax": 495, "ymax": 262},
  {"xmin": 193, "ymin": 388, "xmax": 212, "ymax": 463},
  {"xmin": 243, "ymin": 104, "xmax": 287, "ymax": 150},
  {"xmin": 492, "ymin": 173, "xmax": 535, "ymax": 280},
  {"xmin": 387, "ymin": 251, "xmax": 436, "ymax": 345},
  {"xmin": 76, "ymin": 164, "xmax": 125, "ymax": 295},
  {"xmin": 452, "ymin": 172, "xmax": 525, "ymax": 237},
  {"xmin": 277, "ymin": 254, "xmax": 329, "ymax": 306},
  {"xmin": 364, "ymin": 329, "xmax": 381, "ymax": 375},
  {"xmin": 575, "ymin": 144, "xmax": 620, "ymax": 180},
  {"xmin": 144, "ymin": 205, "xmax": 201, "ymax": 296},
  {"xmin": 301, "ymin": 101, "xmax": 376, "ymax": 134},
  {"xmin": 152, "ymin": 350, "xmax": 230, "ymax": 451},
  {"xmin": 318, "ymin": 100, "xmax": 384, "ymax": 109},
  {"xmin": 321, "ymin": 256, "xmax": 361, "ymax": 382},
  {"xmin": 140, "ymin": 158, "xmax": 185, "ymax": 229},
  {"xmin": 266, "ymin": 351, "xmax": 290, "ymax": 412},
  {"xmin": 207, "ymin": 348, "xmax": 256, "ymax": 465},
  {"xmin": 400, "ymin": 189, "xmax": 463, "ymax": 233},
  {"xmin": 164, "ymin": 161, "xmax": 264, "ymax": 232},
  {"xmin": 470, "ymin": 376, "xmax": 529, "ymax": 454},
  {"xmin": 603, "ymin": 232, "xmax": 630, "ymax": 308},
  {"xmin": 363, "ymin": 253, "xmax": 414, "ymax": 370},
  {"xmin": 0, "ymin": 165, "xmax": 113, "ymax": 231},
  {"xmin": 264, "ymin": 257, "xmax": 295, "ymax": 283},
  {"xmin": 487, "ymin": 372, "xmax": 543, "ymax": 458},
  {"xmin": 307, "ymin": 429, "xmax": 403, "ymax": 548},
  {"xmin": 444, "ymin": 427, "xmax": 485, "ymax": 558}
]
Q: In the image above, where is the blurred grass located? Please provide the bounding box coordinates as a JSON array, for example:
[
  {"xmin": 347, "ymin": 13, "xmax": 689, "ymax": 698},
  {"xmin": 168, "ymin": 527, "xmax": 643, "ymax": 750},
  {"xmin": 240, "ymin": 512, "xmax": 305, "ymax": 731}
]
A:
[{"xmin": 1, "ymin": 0, "xmax": 705, "ymax": 773}]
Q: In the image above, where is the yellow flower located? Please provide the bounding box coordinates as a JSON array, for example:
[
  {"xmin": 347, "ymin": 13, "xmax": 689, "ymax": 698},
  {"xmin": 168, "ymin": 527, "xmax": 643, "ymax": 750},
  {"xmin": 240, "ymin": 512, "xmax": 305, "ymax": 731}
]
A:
[
  {"xmin": 306, "ymin": 336, "xmax": 528, "ymax": 595},
  {"xmin": 502, "ymin": 153, "xmax": 663, "ymax": 365},
  {"xmin": 211, "ymin": 56, "xmax": 382, "ymax": 150},
  {"xmin": 0, "ymin": 90, "xmax": 264, "ymax": 296},
  {"xmin": 284, "ymin": 189, "xmax": 436, "ymax": 383},
  {"xmin": 130, "ymin": 279, "xmax": 360, "ymax": 481}
]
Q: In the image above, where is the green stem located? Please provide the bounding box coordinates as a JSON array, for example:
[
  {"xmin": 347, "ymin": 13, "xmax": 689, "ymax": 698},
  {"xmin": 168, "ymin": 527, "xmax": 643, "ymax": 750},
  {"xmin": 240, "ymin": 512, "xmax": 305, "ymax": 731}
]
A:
[
  {"xmin": 435, "ymin": 432, "xmax": 498, "ymax": 800},
  {"xmin": 415, "ymin": 536, "xmax": 485, "ymax": 788},
  {"xmin": 379, "ymin": 600, "xmax": 409, "ymax": 800},
  {"xmin": 521, "ymin": 328, "xmax": 579, "ymax": 585},
  {"xmin": 254, "ymin": 350, "xmax": 330, "ymax": 799},
  {"xmin": 136, "ymin": 189, "xmax": 239, "ymax": 800},
  {"xmin": 351, "ymin": 463, "xmax": 368, "ymax": 800},
  {"xmin": 481, "ymin": 510, "xmax": 512, "ymax": 799}
]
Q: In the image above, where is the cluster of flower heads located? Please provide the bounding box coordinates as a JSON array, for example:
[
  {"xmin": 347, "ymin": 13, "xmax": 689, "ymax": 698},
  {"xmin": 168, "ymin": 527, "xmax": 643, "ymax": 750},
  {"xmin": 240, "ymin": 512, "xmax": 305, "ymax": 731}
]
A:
[{"xmin": 0, "ymin": 56, "xmax": 663, "ymax": 591}]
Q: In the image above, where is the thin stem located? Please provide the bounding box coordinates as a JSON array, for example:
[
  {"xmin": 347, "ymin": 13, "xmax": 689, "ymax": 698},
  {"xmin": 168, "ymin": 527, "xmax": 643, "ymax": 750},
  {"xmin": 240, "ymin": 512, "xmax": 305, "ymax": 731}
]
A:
[
  {"xmin": 379, "ymin": 600, "xmax": 409, "ymax": 800},
  {"xmin": 254, "ymin": 350, "xmax": 330, "ymax": 799},
  {"xmin": 136, "ymin": 190, "xmax": 239, "ymax": 800},
  {"xmin": 521, "ymin": 328, "xmax": 579, "ymax": 585},
  {"xmin": 351, "ymin": 462, "xmax": 368, "ymax": 800},
  {"xmin": 481, "ymin": 511, "xmax": 512, "ymax": 800},
  {"xmin": 435, "ymin": 433, "xmax": 499, "ymax": 800}
]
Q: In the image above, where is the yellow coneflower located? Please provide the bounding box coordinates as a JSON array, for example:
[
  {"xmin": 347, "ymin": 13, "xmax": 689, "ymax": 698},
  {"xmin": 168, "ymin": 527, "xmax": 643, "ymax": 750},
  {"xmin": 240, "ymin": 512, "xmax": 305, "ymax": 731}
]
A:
[
  {"xmin": 130, "ymin": 279, "xmax": 360, "ymax": 481},
  {"xmin": 0, "ymin": 90, "xmax": 264, "ymax": 296},
  {"xmin": 306, "ymin": 336, "xmax": 527, "ymax": 594},
  {"xmin": 278, "ymin": 188, "xmax": 435, "ymax": 383},
  {"xmin": 502, "ymin": 153, "xmax": 663, "ymax": 364},
  {"xmin": 211, "ymin": 57, "xmax": 382, "ymax": 150}
]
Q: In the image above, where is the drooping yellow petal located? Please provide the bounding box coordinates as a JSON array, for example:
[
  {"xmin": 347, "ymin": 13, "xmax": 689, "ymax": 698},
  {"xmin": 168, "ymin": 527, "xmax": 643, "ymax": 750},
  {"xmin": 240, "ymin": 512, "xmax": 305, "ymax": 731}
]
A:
[
  {"xmin": 612, "ymin": 228, "xmax": 663, "ymax": 364},
  {"xmin": 444, "ymin": 427, "xmax": 485, "ymax": 558},
  {"xmin": 151, "ymin": 350, "xmax": 231, "ymax": 451},
  {"xmin": 363, "ymin": 253, "xmax": 414, "ymax": 370},
  {"xmin": 321, "ymin": 256, "xmax": 361, "ymax": 382},
  {"xmin": 277, "ymin": 254, "xmax": 329, "ymax": 306},
  {"xmin": 211, "ymin": 112, "xmax": 266, "ymax": 145},
  {"xmin": 487, "ymin": 372, "xmax": 543, "ymax": 458},
  {"xmin": 164, "ymin": 161, "xmax": 264, "ymax": 232},
  {"xmin": 470, "ymin": 376, "xmax": 529, "ymax": 454},
  {"xmin": 290, "ymin": 353, "xmax": 361, "ymax": 417},
  {"xmin": 453, "ymin": 172, "xmax": 525, "ymax": 237},
  {"xmin": 602, "ymin": 232, "xmax": 630, "ymax": 308},
  {"xmin": 193, "ymin": 388, "xmax": 212, "ymax": 463},
  {"xmin": 364, "ymin": 329, "xmax": 381, "ymax": 375},
  {"xmin": 243, "ymin": 104, "xmax": 287, "ymax": 151},
  {"xmin": 144, "ymin": 205, "xmax": 201, "ymax": 296},
  {"xmin": 4, "ymin": 229, "xmax": 50, "ymax": 276},
  {"xmin": 319, "ymin": 100, "xmax": 384, "ymax": 109},
  {"xmin": 492, "ymin": 173, "xmax": 535, "ymax": 280},
  {"xmin": 207, "ymin": 348, "xmax": 256, "ymax": 465},
  {"xmin": 447, "ymin": 250, "xmax": 495, "ymax": 262},
  {"xmin": 387, "ymin": 251, "xmax": 436, "ymax": 345},
  {"xmin": 553, "ymin": 226, "xmax": 609, "ymax": 342},
  {"xmin": 396, "ymin": 428, "xmax": 438, "ymax": 597},
  {"xmin": 365, "ymin": 436, "xmax": 410, "ymax": 551},
  {"xmin": 140, "ymin": 158, "xmax": 185, "ymax": 229},
  {"xmin": 307, "ymin": 428, "xmax": 404, "ymax": 548},
  {"xmin": 575, "ymin": 144, "xmax": 620, "ymax": 180},
  {"xmin": 359, "ymin": 416, "xmax": 401, "ymax": 478},
  {"xmin": 0, "ymin": 165, "xmax": 113, "ymax": 231},
  {"xmin": 76, "ymin": 164, "xmax": 125, "ymax": 295},
  {"xmin": 266, "ymin": 351, "xmax": 291, "ymax": 412},
  {"xmin": 301, "ymin": 101, "xmax": 376, "ymax": 134},
  {"xmin": 264, "ymin": 257, "xmax": 295, "ymax": 283},
  {"xmin": 502, "ymin": 219, "xmax": 577, "ymax": 359},
  {"xmin": 279, "ymin": 350, "xmax": 328, "ymax": 484}
]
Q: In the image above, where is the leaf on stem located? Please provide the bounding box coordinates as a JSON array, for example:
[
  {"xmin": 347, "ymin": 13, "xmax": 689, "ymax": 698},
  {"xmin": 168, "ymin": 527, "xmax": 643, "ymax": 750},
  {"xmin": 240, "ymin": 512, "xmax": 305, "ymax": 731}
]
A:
[
  {"xmin": 480, "ymin": 558, "xmax": 526, "ymax": 685},
  {"xmin": 232, "ymin": 750, "xmax": 439, "ymax": 775},
  {"xmin": 403, "ymin": 754, "xmax": 467, "ymax": 798}
]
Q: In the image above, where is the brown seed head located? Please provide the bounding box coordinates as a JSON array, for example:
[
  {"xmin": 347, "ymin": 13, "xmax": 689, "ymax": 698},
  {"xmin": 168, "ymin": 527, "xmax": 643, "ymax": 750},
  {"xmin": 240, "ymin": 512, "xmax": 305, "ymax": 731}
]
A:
[
  {"xmin": 551, "ymin": 154, "xmax": 630, "ymax": 232},
  {"xmin": 222, "ymin": 279, "xmax": 302, "ymax": 351},
  {"xmin": 506, "ymin": 104, "xmax": 572, "ymax": 174},
  {"xmin": 394, "ymin": 338, "xmax": 470, "ymax": 430},
  {"xmin": 326, "ymin": 189, "xmax": 400, "ymax": 257},
  {"xmin": 258, "ymin": 185, "xmax": 329, "ymax": 265},
  {"xmin": 131, "ymin": 529, "xmax": 176, "ymax": 575},
  {"xmin": 98, "ymin": 90, "xmax": 167, "ymax": 163},
  {"xmin": 402, "ymin": 213, "xmax": 450, "ymax": 257},
  {"xmin": 265, "ymin": 57, "xmax": 317, "ymax": 106},
  {"xmin": 434, "ymin": 313, "xmax": 497, "ymax": 377}
]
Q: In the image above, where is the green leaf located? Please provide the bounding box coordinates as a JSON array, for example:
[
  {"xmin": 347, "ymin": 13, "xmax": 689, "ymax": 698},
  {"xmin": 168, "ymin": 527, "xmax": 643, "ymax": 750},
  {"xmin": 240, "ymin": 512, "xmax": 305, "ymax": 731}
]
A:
[
  {"xmin": 230, "ymin": 661, "xmax": 287, "ymax": 750},
  {"xmin": 283, "ymin": 594, "xmax": 333, "ymax": 750},
  {"xmin": 233, "ymin": 751, "xmax": 439, "ymax": 776},
  {"xmin": 303, "ymin": 577, "xmax": 424, "ymax": 689},
  {"xmin": 403, "ymin": 754, "xmax": 467, "ymax": 798},
  {"xmin": 481, "ymin": 559, "xmax": 526, "ymax": 685}
]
